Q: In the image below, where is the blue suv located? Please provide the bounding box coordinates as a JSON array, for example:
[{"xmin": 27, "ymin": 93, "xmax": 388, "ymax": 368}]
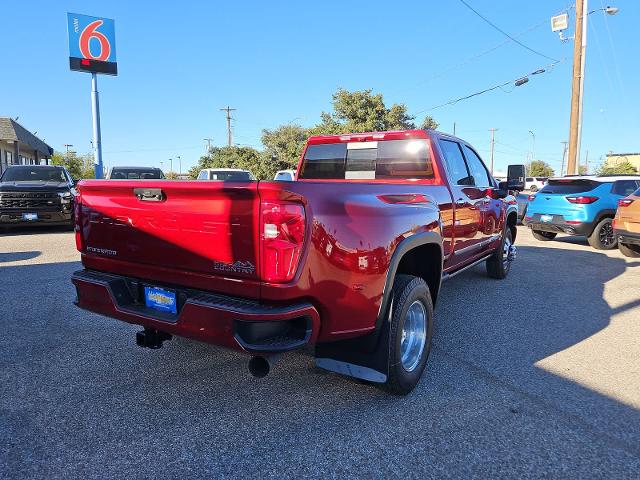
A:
[{"xmin": 524, "ymin": 176, "xmax": 640, "ymax": 249}]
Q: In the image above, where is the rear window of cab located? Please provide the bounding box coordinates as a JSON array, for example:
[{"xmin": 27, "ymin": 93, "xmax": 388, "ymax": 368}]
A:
[{"xmin": 298, "ymin": 139, "xmax": 433, "ymax": 180}]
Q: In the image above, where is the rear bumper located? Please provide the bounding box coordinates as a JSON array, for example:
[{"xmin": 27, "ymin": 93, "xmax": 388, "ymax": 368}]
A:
[
  {"xmin": 71, "ymin": 269, "xmax": 320, "ymax": 353},
  {"xmin": 524, "ymin": 216, "xmax": 593, "ymax": 236},
  {"xmin": 615, "ymin": 229, "xmax": 640, "ymax": 246},
  {"xmin": 0, "ymin": 209, "xmax": 72, "ymax": 226}
]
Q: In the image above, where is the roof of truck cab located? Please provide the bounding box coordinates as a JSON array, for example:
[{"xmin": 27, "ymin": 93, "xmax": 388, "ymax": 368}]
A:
[{"xmin": 306, "ymin": 129, "xmax": 430, "ymax": 144}]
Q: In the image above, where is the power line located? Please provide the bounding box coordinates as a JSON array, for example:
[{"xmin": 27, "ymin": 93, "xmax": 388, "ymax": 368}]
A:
[
  {"xmin": 458, "ymin": 0, "xmax": 560, "ymax": 62},
  {"xmin": 598, "ymin": 0, "xmax": 626, "ymax": 96},
  {"xmin": 414, "ymin": 59, "xmax": 564, "ymax": 113}
]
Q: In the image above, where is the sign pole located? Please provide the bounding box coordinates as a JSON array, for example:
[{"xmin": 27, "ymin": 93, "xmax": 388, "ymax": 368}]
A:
[{"xmin": 91, "ymin": 73, "xmax": 104, "ymax": 179}]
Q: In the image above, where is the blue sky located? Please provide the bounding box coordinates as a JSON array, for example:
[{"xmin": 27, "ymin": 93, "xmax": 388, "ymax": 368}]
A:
[{"xmin": 2, "ymin": 0, "xmax": 638, "ymax": 175}]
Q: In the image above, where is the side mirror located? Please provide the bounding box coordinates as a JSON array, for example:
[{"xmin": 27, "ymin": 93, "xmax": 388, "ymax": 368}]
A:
[
  {"xmin": 507, "ymin": 164, "xmax": 526, "ymax": 191},
  {"xmin": 488, "ymin": 185, "xmax": 508, "ymax": 199}
]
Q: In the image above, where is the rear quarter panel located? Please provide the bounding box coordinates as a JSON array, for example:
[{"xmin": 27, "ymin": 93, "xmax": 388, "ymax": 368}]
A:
[{"xmin": 259, "ymin": 181, "xmax": 449, "ymax": 341}]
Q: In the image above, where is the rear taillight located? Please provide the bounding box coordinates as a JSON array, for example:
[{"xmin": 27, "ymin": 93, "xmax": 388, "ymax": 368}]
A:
[
  {"xmin": 74, "ymin": 194, "xmax": 83, "ymax": 252},
  {"xmin": 566, "ymin": 196, "xmax": 598, "ymax": 204},
  {"xmin": 618, "ymin": 198, "xmax": 634, "ymax": 207},
  {"xmin": 260, "ymin": 201, "xmax": 306, "ymax": 283}
]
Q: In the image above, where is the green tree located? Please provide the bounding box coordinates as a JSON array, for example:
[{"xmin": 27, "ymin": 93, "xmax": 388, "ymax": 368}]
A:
[
  {"xmin": 420, "ymin": 116, "xmax": 439, "ymax": 130},
  {"xmin": 578, "ymin": 164, "xmax": 588, "ymax": 175},
  {"xmin": 311, "ymin": 88, "xmax": 416, "ymax": 135},
  {"xmin": 528, "ymin": 160, "xmax": 554, "ymax": 177},
  {"xmin": 261, "ymin": 124, "xmax": 309, "ymax": 172},
  {"xmin": 188, "ymin": 146, "xmax": 268, "ymax": 179},
  {"xmin": 596, "ymin": 160, "xmax": 637, "ymax": 175},
  {"xmin": 51, "ymin": 152, "xmax": 94, "ymax": 179}
]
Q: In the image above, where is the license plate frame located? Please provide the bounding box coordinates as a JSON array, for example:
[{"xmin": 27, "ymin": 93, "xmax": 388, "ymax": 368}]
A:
[
  {"xmin": 22, "ymin": 213, "xmax": 38, "ymax": 221},
  {"xmin": 144, "ymin": 286, "xmax": 177, "ymax": 314}
]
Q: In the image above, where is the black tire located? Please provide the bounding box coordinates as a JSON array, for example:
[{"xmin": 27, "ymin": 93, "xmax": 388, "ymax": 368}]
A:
[
  {"xmin": 619, "ymin": 242, "xmax": 640, "ymax": 258},
  {"xmin": 487, "ymin": 228, "xmax": 515, "ymax": 279},
  {"xmin": 383, "ymin": 275, "xmax": 433, "ymax": 395},
  {"xmin": 587, "ymin": 218, "xmax": 617, "ymax": 250},
  {"xmin": 532, "ymin": 230, "xmax": 557, "ymax": 241}
]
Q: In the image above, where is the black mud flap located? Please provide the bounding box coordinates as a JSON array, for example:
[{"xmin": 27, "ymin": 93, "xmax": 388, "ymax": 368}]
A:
[{"xmin": 314, "ymin": 317, "xmax": 391, "ymax": 383}]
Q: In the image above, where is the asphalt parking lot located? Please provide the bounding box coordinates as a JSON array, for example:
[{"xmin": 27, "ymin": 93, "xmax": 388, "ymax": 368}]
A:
[{"xmin": 1, "ymin": 226, "xmax": 639, "ymax": 478}]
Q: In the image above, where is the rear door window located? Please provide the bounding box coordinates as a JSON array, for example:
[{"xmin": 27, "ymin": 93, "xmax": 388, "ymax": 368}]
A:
[
  {"xmin": 612, "ymin": 180, "xmax": 640, "ymax": 196},
  {"xmin": 439, "ymin": 140, "xmax": 473, "ymax": 186},
  {"xmin": 540, "ymin": 179, "xmax": 602, "ymax": 194},
  {"xmin": 461, "ymin": 144, "xmax": 493, "ymax": 187}
]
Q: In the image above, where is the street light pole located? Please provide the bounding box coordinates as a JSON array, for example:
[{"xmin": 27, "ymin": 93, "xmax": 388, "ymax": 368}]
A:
[
  {"xmin": 529, "ymin": 130, "xmax": 536, "ymax": 163},
  {"xmin": 177, "ymin": 155, "xmax": 181, "ymax": 176},
  {"xmin": 489, "ymin": 128, "xmax": 497, "ymax": 175}
]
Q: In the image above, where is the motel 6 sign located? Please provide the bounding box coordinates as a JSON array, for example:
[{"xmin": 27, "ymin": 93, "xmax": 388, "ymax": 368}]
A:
[{"xmin": 67, "ymin": 13, "xmax": 117, "ymax": 75}]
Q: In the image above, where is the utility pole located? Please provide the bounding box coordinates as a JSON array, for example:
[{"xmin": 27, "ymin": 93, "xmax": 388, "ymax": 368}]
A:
[
  {"xmin": 159, "ymin": 160, "xmax": 164, "ymax": 172},
  {"xmin": 203, "ymin": 138, "xmax": 214, "ymax": 153},
  {"xmin": 489, "ymin": 128, "xmax": 498, "ymax": 174},
  {"xmin": 567, "ymin": 0, "xmax": 586, "ymax": 176},
  {"xmin": 64, "ymin": 144, "xmax": 73, "ymax": 154},
  {"xmin": 177, "ymin": 155, "xmax": 182, "ymax": 175},
  {"xmin": 561, "ymin": 141, "xmax": 569, "ymax": 176},
  {"xmin": 220, "ymin": 106, "xmax": 236, "ymax": 147},
  {"xmin": 169, "ymin": 158, "xmax": 173, "ymax": 176}
]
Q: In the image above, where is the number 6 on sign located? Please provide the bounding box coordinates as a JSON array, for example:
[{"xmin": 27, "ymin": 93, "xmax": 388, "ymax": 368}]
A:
[{"xmin": 67, "ymin": 13, "xmax": 118, "ymax": 75}]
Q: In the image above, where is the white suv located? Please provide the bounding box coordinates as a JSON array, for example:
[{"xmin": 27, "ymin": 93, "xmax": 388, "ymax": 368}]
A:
[{"xmin": 525, "ymin": 177, "xmax": 547, "ymax": 192}]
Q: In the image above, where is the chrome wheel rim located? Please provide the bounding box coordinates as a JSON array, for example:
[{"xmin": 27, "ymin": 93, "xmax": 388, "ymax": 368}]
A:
[
  {"xmin": 400, "ymin": 300, "xmax": 427, "ymax": 372},
  {"xmin": 502, "ymin": 236, "xmax": 512, "ymax": 268},
  {"xmin": 599, "ymin": 222, "xmax": 615, "ymax": 247}
]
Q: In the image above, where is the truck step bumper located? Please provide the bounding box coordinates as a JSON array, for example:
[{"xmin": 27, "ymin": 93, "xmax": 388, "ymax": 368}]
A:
[{"xmin": 71, "ymin": 269, "xmax": 320, "ymax": 353}]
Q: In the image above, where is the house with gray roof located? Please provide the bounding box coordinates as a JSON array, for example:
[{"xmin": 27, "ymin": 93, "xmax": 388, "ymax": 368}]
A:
[{"xmin": 0, "ymin": 117, "xmax": 54, "ymax": 175}]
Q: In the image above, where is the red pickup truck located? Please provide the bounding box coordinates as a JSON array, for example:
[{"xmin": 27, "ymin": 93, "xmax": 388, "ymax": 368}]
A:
[{"xmin": 72, "ymin": 130, "xmax": 522, "ymax": 394}]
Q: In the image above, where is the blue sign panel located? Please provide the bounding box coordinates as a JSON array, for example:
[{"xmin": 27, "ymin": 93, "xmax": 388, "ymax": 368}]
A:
[{"xmin": 67, "ymin": 13, "xmax": 117, "ymax": 75}]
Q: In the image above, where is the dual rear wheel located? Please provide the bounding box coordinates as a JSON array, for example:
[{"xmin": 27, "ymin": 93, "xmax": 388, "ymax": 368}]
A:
[{"xmin": 383, "ymin": 228, "xmax": 515, "ymax": 395}]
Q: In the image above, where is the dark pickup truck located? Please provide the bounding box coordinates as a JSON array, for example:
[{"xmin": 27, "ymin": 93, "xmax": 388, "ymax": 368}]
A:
[
  {"xmin": 72, "ymin": 130, "xmax": 522, "ymax": 394},
  {"xmin": 0, "ymin": 165, "xmax": 76, "ymax": 228}
]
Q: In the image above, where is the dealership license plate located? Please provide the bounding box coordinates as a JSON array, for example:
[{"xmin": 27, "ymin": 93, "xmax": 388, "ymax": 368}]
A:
[
  {"xmin": 22, "ymin": 213, "xmax": 38, "ymax": 221},
  {"xmin": 540, "ymin": 214, "xmax": 553, "ymax": 223},
  {"xmin": 144, "ymin": 286, "xmax": 177, "ymax": 314}
]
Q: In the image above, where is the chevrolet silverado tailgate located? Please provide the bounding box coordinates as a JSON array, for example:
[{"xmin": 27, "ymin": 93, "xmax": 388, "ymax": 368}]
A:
[{"xmin": 77, "ymin": 180, "xmax": 261, "ymax": 296}]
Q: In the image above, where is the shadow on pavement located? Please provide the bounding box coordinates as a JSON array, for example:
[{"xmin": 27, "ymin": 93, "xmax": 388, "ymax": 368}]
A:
[
  {"xmin": 1, "ymin": 244, "xmax": 639, "ymax": 477},
  {"xmin": 0, "ymin": 225, "xmax": 73, "ymax": 237},
  {"xmin": 0, "ymin": 251, "xmax": 41, "ymax": 263}
]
